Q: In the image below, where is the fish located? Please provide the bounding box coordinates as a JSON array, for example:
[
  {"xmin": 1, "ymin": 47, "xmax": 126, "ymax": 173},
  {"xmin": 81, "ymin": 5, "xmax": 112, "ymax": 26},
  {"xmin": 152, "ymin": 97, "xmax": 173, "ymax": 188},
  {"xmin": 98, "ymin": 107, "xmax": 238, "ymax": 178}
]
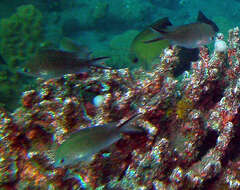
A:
[
  {"xmin": 145, "ymin": 11, "xmax": 219, "ymax": 49},
  {"xmin": 23, "ymin": 49, "xmax": 110, "ymax": 79},
  {"xmin": 130, "ymin": 18, "xmax": 171, "ymax": 69},
  {"xmin": 130, "ymin": 17, "xmax": 199, "ymax": 71},
  {"xmin": 54, "ymin": 113, "xmax": 143, "ymax": 167}
]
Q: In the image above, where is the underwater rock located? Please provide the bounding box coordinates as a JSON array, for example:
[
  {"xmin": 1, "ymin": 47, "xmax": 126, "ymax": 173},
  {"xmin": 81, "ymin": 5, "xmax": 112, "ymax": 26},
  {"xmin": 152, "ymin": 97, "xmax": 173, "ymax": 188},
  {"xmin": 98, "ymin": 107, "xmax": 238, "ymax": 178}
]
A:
[{"xmin": 0, "ymin": 4, "xmax": 43, "ymax": 68}]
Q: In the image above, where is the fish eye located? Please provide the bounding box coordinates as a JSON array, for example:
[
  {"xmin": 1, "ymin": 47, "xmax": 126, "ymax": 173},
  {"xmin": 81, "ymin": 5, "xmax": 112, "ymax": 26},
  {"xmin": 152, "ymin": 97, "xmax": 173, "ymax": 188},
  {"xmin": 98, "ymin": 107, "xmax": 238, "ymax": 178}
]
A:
[
  {"xmin": 23, "ymin": 68, "xmax": 29, "ymax": 72},
  {"xmin": 60, "ymin": 158, "xmax": 65, "ymax": 164},
  {"xmin": 133, "ymin": 57, "xmax": 138, "ymax": 63},
  {"xmin": 210, "ymin": 36, "xmax": 214, "ymax": 41}
]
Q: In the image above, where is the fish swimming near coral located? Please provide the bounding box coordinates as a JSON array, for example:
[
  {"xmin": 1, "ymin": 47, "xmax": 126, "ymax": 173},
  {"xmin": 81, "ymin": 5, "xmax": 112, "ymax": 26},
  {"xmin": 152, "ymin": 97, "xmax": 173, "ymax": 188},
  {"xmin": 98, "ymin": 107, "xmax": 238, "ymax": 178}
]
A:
[
  {"xmin": 145, "ymin": 11, "xmax": 219, "ymax": 49},
  {"xmin": 130, "ymin": 17, "xmax": 199, "ymax": 73},
  {"xmin": 23, "ymin": 49, "xmax": 110, "ymax": 79},
  {"xmin": 130, "ymin": 17, "xmax": 171, "ymax": 69},
  {"xmin": 54, "ymin": 113, "xmax": 143, "ymax": 167}
]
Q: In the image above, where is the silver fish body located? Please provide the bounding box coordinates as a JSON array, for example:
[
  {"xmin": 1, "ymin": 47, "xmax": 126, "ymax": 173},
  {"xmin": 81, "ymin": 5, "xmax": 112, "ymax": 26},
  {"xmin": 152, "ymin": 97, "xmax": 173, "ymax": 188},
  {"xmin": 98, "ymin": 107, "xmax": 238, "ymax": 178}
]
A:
[
  {"xmin": 54, "ymin": 113, "xmax": 142, "ymax": 167},
  {"xmin": 145, "ymin": 11, "xmax": 219, "ymax": 49},
  {"xmin": 164, "ymin": 22, "xmax": 216, "ymax": 48},
  {"xmin": 55, "ymin": 124, "xmax": 121, "ymax": 167}
]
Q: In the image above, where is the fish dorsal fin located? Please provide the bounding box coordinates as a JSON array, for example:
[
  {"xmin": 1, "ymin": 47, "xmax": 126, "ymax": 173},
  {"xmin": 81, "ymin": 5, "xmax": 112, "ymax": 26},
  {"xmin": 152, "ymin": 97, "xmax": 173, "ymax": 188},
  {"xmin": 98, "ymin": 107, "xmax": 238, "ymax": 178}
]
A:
[
  {"xmin": 197, "ymin": 11, "xmax": 219, "ymax": 32},
  {"xmin": 151, "ymin": 17, "xmax": 172, "ymax": 33}
]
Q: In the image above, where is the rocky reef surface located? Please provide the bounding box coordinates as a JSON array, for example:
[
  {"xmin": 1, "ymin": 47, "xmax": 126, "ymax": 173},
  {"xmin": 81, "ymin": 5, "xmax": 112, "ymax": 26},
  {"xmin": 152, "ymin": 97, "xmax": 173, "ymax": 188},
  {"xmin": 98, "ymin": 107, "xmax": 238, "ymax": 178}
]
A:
[{"xmin": 1, "ymin": 27, "xmax": 240, "ymax": 190}]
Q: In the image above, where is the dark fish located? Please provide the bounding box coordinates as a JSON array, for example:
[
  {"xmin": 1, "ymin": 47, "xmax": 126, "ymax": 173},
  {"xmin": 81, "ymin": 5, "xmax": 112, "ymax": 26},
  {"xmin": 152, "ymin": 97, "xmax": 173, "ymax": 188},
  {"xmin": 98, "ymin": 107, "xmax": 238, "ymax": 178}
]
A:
[
  {"xmin": 145, "ymin": 11, "xmax": 219, "ymax": 49},
  {"xmin": 54, "ymin": 113, "xmax": 143, "ymax": 167},
  {"xmin": 23, "ymin": 49, "xmax": 110, "ymax": 79}
]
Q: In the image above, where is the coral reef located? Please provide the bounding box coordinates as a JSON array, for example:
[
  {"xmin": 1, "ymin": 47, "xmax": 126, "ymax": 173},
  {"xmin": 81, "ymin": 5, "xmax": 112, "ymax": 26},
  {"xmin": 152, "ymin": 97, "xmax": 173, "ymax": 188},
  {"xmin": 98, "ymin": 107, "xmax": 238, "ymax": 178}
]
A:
[{"xmin": 1, "ymin": 27, "xmax": 240, "ymax": 190}]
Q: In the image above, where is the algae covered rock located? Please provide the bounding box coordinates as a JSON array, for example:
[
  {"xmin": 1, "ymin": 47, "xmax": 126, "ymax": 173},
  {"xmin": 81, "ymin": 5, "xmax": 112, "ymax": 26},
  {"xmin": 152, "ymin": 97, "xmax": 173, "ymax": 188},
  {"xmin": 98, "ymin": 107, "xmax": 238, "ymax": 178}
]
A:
[
  {"xmin": 0, "ymin": 4, "xmax": 43, "ymax": 111},
  {"xmin": 0, "ymin": 4, "xmax": 43, "ymax": 68}
]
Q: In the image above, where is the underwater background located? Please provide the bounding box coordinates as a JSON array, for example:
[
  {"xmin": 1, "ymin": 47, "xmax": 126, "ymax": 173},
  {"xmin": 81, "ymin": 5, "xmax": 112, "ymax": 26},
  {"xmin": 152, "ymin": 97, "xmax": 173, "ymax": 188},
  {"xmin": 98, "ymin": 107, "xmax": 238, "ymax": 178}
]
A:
[{"xmin": 2, "ymin": 0, "xmax": 240, "ymax": 190}]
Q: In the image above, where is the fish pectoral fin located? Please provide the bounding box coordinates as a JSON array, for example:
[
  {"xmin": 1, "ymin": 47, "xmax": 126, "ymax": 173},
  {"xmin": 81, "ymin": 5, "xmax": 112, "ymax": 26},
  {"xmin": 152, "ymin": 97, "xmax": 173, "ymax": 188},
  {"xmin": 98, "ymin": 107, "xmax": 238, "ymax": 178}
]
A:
[{"xmin": 144, "ymin": 37, "xmax": 164, "ymax": 43}]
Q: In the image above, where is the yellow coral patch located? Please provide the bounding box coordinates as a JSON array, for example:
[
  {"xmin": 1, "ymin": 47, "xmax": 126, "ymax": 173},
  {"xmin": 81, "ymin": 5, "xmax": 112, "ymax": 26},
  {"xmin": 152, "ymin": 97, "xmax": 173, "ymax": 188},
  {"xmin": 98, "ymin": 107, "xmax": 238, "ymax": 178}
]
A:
[{"xmin": 176, "ymin": 97, "xmax": 193, "ymax": 120}]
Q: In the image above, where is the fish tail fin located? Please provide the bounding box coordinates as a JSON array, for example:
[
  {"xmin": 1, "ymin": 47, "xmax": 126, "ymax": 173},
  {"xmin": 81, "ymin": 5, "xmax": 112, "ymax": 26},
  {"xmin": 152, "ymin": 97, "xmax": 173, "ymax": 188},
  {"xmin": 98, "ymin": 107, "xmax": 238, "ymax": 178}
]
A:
[
  {"xmin": 118, "ymin": 112, "xmax": 144, "ymax": 133},
  {"xmin": 89, "ymin": 56, "xmax": 112, "ymax": 69}
]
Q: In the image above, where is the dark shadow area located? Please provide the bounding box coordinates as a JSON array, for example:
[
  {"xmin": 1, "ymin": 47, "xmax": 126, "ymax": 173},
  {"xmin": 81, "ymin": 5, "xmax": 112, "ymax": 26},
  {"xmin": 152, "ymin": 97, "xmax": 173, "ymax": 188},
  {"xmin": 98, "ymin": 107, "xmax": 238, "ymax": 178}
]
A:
[
  {"xmin": 197, "ymin": 81, "xmax": 224, "ymax": 111},
  {"xmin": 196, "ymin": 129, "xmax": 218, "ymax": 161},
  {"xmin": 174, "ymin": 47, "xmax": 199, "ymax": 77}
]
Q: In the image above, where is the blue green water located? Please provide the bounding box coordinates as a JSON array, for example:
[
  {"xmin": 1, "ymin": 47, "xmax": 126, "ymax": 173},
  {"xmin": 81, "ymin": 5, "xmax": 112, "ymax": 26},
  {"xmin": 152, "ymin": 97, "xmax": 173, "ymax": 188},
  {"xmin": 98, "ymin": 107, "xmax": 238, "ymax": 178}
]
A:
[{"xmin": 0, "ymin": 0, "xmax": 238, "ymax": 111}]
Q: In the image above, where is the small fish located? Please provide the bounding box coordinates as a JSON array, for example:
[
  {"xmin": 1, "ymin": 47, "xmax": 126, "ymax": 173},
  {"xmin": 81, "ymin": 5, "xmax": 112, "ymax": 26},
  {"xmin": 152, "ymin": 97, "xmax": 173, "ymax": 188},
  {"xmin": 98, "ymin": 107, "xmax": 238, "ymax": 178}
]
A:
[
  {"xmin": 54, "ymin": 113, "xmax": 143, "ymax": 167},
  {"xmin": 145, "ymin": 11, "xmax": 219, "ymax": 49},
  {"xmin": 23, "ymin": 49, "xmax": 110, "ymax": 79}
]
